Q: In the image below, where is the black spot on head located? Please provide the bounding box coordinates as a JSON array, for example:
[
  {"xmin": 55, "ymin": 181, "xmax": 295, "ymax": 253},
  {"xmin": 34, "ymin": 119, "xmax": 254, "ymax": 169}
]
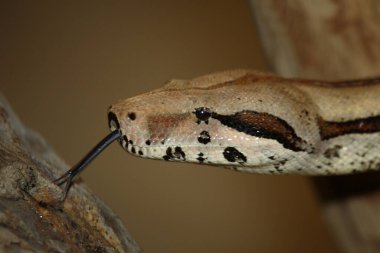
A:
[
  {"xmin": 198, "ymin": 131, "xmax": 211, "ymax": 144},
  {"xmin": 223, "ymin": 147, "xmax": 247, "ymax": 163},
  {"xmin": 198, "ymin": 152, "xmax": 204, "ymax": 157},
  {"xmin": 145, "ymin": 140, "xmax": 151, "ymax": 145},
  {"xmin": 193, "ymin": 107, "xmax": 212, "ymax": 123},
  {"xmin": 128, "ymin": 112, "xmax": 136, "ymax": 120},
  {"xmin": 128, "ymin": 140, "xmax": 133, "ymax": 145}
]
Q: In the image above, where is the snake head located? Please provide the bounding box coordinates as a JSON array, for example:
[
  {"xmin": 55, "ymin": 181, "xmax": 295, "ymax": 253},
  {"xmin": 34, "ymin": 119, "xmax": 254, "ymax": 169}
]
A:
[{"xmin": 107, "ymin": 70, "xmax": 318, "ymax": 173}]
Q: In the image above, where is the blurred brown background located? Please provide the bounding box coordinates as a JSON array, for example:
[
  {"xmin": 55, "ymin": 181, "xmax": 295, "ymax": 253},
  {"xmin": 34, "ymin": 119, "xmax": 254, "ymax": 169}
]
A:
[{"xmin": 1, "ymin": 1, "xmax": 338, "ymax": 252}]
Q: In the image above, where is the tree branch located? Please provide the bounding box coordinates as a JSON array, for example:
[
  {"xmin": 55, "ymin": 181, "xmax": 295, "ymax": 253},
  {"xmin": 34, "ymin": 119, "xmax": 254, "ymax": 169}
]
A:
[
  {"xmin": 0, "ymin": 94, "xmax": 141, "ymax": 253},
  {"xmin": 250, "ymin": 1, "xmax": 380, "ymax": 253}
]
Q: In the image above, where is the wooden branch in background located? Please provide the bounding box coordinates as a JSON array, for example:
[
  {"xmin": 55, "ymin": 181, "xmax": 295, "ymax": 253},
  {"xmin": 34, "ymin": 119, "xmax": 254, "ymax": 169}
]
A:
[
  {"xmin": 250, "ymin": 0, "xmax": 380, "ymax": 80},
  {"xmin": 0, "ymin": 94, "xmax": 141, "ymax": 252},
  {"xmin": 250, "ymin": 1, "xmax": 380, "ymax": 253}
]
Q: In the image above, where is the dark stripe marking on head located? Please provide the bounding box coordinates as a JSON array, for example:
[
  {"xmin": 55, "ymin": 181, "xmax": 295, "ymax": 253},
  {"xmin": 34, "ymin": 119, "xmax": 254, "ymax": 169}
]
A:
[{"xmin": 211, "ymin": 110, "xmax": 308, "ymax": 152}]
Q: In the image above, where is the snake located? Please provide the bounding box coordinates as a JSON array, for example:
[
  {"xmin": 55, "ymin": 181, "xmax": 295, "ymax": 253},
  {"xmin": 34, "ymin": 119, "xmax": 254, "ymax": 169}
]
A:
[{"xmin": 55, "ymin": 69, "xmax": 380, "ymax": 196}]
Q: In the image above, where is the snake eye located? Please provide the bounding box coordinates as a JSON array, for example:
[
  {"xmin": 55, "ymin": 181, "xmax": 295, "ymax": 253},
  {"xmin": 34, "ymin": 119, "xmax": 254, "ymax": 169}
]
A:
[{"xmin": 193, "ymin": 107, "xmax": 212, "ymax": 121}]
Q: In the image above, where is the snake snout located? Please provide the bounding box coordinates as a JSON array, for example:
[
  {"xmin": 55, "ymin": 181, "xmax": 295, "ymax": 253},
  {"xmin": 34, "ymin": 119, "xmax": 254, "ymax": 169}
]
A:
[{"xmin": 108, "ymin": 111, "xmax": 120, "ymax": 131}]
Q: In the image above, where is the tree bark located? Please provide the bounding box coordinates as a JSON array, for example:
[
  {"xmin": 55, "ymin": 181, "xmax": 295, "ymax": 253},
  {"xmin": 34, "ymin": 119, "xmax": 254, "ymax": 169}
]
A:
[
  {"xmin": 250, "ymin": 1, "xmax": 380, "ymax": 253},
  {"xmin": 0, "ymin": 94, "xmax": 141, "ymax": 252}
]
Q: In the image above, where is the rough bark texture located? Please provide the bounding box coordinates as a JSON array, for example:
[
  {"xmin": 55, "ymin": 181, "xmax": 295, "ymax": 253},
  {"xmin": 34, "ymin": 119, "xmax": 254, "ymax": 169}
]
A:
[
  {"xmin": 250, "ymin": 1, "xmax": 380, "ymax": 253},
  {"xmin": 0, "ymin": 95, "xmax": 141, "ymax": 252},
  {"xmin": 250, "ymin": 0, "xmax": 380, "ymax": 80}
]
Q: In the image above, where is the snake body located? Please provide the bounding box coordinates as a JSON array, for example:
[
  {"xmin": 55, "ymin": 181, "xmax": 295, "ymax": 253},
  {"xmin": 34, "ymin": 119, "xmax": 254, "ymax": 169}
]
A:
[{"xmin": 108, "ymin": 70, "xmax": 380, "ymax": 175}]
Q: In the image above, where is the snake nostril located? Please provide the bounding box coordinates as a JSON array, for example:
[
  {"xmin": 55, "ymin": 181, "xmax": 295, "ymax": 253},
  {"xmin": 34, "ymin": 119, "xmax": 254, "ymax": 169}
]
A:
[
  {"xmin": 128, "ymin": 112, "xmax": 136, "ymax": 121},
  {"xmin": 108, "ymin": 111, "xmax": 120, "ymax": 131}
]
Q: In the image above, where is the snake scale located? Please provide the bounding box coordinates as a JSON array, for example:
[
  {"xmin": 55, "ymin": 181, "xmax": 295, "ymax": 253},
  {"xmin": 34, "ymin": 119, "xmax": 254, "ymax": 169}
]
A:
[{"xmin": 56, "ymin": 69, "xmax": 380, "ymax": 195}]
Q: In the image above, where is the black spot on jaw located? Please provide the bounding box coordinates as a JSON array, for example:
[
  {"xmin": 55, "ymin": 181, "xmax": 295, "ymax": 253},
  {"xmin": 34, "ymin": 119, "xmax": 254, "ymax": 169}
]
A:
[
  {"xmin": 197, "ymin": 156, "xmax": 206, "ymax": 163},
  {"xmin": 163, "ymin": 147, "xmax": 172, "ymax": 160},
  {"xmin": 138, "ymin": 150, "xmax": 144, "ymax": 156},
  {"xmin": 197, "ymin": 152, "xmax": 207, "ymax": 163},
  {"xmin": 198, "ymin": 131, "xmax": 211, "ymax": 144},
  {"xmin": 163, "ymin": 155, "xmax": 170, "ymax": 161},
  {"xmin": 223, "ymin": 147, "xmax": 247, "ymax": 163},
  {"xmin": 162, "ymin": 146, "xmax": 185, "ymax": 161},
  {"xmin": 128, "ymin": 112, "xmax": 136, "ymax": 120},
  {"xmin": 174, "ymin": 147, "xmax": 186, "ymax": 159},
  {"xmin": 145, "ymin": 140, "xmax": 151, "ymax": 145}
]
